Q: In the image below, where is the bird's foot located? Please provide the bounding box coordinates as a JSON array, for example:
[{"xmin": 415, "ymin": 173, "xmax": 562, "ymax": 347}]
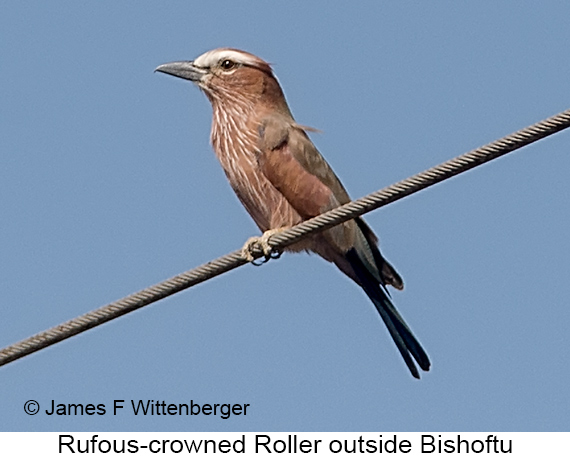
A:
[{"xmin": 241, "ymin": 228, "xmax": 286, "ymax": 265}]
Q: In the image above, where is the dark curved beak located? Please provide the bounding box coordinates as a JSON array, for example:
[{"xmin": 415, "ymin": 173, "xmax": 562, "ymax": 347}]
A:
[{"xmin": 155, "ymin": 61, "xmax": 207, "ymax": 82}]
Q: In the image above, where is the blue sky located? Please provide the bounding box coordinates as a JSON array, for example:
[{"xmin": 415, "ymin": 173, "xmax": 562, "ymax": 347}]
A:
[{"xmin": 1, "ymin": 2, "xmax": 569, "ymax": 432}]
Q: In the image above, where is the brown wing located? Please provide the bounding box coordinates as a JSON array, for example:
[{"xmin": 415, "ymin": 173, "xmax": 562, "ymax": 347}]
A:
[
  {"xmin": 257, "ymin": 113, "xmax": 356, "ymax": 253},
  {"xmin": 257, "ymin": 113, "xmax": 397, "ymax": 284}
]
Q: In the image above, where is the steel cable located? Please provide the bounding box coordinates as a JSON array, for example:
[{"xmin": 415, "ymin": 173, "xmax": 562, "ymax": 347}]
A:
[{"xmin": 1, "ymin": 108, "xmax": 569, "ymax": 367}]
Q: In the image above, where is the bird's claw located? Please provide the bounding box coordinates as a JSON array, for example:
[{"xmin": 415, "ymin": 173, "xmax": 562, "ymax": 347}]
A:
[{"xmin": 241, "ymin": 230, "xmax": 283, "ymax": 265}]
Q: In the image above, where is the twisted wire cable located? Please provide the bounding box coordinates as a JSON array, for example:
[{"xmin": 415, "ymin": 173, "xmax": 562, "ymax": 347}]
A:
[{"xmin": 1, "ymin": 108, "xmax": 569, "ymax": 367}]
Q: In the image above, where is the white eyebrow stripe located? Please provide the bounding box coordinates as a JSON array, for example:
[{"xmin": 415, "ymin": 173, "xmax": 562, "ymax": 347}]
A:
[{"xmin": 193, "ymin": 49, "xmax": 260, "ymax": 68}]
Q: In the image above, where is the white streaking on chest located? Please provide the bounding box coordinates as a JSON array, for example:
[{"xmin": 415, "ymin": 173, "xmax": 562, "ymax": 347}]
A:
[{"xmin": 209, "ymin": 100, "xmax": 301, "ymax": 232}]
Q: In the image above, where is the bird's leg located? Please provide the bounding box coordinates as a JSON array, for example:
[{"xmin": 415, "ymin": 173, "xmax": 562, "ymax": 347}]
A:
[{"xmin": 241, "ymin": 228, "xmax": 287, "ymax": 265}]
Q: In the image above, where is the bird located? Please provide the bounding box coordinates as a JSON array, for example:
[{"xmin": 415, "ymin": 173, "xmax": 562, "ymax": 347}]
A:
[{"xmin": 156, "ymin": 48, "xmax": 430, "ymax": 378}]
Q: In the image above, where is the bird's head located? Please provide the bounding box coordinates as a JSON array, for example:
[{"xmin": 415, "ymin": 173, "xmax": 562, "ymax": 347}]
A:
[{"xmin": 156, "ymin": 48, "xmax": 290, "ymax": 115}]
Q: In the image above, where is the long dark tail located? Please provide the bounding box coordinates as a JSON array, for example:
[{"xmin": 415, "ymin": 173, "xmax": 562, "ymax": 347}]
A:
[{"xmin": 346, "ymin": 248, "xmax": 430, "ymax": 378}]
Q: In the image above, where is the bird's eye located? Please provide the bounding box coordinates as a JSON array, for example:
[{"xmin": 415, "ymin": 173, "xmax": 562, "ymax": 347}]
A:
[{"xmin": 220, "ymin": 59, "xmax": 236, "ymax": 70}]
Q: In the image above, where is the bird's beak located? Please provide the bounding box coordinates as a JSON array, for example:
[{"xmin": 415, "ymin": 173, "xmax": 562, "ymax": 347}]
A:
[{"xmin": 155, "ymin": 61, "xmax": 207, "ymax": 82}]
